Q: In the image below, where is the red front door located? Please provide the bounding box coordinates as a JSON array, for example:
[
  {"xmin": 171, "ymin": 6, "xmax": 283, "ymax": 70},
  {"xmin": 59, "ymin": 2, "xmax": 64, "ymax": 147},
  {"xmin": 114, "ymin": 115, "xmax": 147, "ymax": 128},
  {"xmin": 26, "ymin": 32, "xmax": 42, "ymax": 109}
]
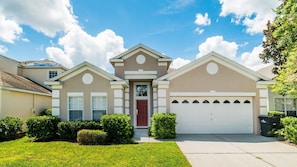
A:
[{"xmin": 136, "ymin": 100, "xmax": 148, "ymax": 126}]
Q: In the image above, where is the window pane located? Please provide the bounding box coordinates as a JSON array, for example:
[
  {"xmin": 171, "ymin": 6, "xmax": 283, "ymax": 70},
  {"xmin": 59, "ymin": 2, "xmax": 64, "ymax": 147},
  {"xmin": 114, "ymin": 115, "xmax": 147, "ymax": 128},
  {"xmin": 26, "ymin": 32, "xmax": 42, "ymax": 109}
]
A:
[
  {"xmin": 275, "ymin": 98, "xmax": 284, "ymax": 111},
  {"xmin": 93, "ymin": 110, "xmax": 106, "ymax": 121},
  {"xmin": 69, "ymin": 110, "xmax": 82, "ymax": 120},
  {"xmin": 49, "ymin": 71, "xmax": 58, "ymax": 79},
  {"xmin": 136, "ymin": 85, "xmax": 147, "ymax": 96},
  {"xmin": 69, "ymin": 97, "xmax": 83, "ymax": 110}
]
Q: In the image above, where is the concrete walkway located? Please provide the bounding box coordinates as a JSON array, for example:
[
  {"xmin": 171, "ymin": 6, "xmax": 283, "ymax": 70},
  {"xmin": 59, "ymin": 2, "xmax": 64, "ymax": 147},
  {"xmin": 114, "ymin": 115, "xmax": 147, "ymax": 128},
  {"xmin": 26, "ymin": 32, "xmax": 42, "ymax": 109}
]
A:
[{"xmin": 176, "ymin": 134, "xmax": 297, "ymax": 167}]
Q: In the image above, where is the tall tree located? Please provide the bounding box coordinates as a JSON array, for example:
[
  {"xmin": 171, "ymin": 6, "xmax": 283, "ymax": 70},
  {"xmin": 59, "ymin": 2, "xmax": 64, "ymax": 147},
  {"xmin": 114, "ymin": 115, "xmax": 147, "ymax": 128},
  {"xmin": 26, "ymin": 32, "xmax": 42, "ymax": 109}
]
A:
[
  {"xmin": 260, "ymin": 0, "xmax": 297, "ymax": 97},
  {"xmin": 260, "ymin": 0, "xmax": 297, "ymax": 73}
]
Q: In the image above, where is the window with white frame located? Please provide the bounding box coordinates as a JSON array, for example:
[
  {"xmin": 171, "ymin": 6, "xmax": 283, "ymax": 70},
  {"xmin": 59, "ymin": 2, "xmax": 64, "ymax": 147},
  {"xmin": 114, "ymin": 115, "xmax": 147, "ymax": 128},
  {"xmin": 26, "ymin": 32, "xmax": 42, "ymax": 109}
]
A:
[
  {"xmin": 49, "ymin": 70, "xmax": 58, "ymax": 79},
  {"xmin": 275, "ymin": 98, "xmax": 297, "ymax": 116},
  {"xmin": 68, "ymin": 93, "xmax": 83, "ymax": 120},
  {"xmin": 91, "ymin": 93, "xmax": 107, "ymax": 121}
]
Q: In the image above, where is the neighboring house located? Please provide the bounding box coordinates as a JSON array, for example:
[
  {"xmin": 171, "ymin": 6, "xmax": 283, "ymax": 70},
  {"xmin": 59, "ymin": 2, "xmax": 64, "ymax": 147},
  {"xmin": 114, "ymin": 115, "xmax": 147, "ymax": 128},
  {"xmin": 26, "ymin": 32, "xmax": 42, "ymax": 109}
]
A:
[
  {"xmin": 0, "ymin": 55, "xmax": 67, "ymax": 119},
  {"xmin": 45, "ymin": 44, "xmax": 294, "ymax": 134}
]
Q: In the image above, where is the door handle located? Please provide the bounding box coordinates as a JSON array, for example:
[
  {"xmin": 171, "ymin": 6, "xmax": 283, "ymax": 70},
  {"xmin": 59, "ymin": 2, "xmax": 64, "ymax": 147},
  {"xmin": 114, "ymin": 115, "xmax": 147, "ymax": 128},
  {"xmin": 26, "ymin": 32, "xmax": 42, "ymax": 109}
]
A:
[{"xmin": 136, "ymin": 109, "xmax": 138, "ymax": 115}]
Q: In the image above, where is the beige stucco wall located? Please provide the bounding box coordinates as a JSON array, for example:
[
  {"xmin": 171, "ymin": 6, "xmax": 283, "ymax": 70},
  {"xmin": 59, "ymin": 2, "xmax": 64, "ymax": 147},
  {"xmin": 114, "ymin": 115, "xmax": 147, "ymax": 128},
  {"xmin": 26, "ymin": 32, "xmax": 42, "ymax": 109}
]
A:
[
  {"xmin": 21, "ymin": 68, "xmax": 65, "ymax": 87},
  {"xmin": 167, "ymin": 61, "xmax": 261, "ymax": 134},
  {"xmin": 0, "ymin": 89, "xmax": 51, "ymax": 120},
  {"xmin": 0, "ymin": 60, "xmax": 18, "ymax": 75},
  {"xmin": 114, "ymin": 51, "xmax": 168, "ymax": 79},
  {"xmin": 59, "ymin": 70, "xmax": 114, "ymax": 121}
]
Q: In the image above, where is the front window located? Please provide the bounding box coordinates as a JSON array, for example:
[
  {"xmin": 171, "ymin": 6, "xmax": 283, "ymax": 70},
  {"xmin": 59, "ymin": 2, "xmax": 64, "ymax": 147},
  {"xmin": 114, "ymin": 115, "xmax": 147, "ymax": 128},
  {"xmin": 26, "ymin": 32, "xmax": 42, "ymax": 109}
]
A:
[
  {"xmin": 136, "ymin": 85, "xmax": 148, "ymax": 97},
  {"xmin": 91, "ymin": 96, "xmax": 107, "ymax": 121},
  {"xmin": 49, "ymin": 71, "xmax": 58, "ymax": 79},
  {"xmin": 275, "ymin": 98, "xmax": 297, "ymax": 116},
  {"xmin": 69, "ymin": 96, "xmax": 83, "ymax": 120}
]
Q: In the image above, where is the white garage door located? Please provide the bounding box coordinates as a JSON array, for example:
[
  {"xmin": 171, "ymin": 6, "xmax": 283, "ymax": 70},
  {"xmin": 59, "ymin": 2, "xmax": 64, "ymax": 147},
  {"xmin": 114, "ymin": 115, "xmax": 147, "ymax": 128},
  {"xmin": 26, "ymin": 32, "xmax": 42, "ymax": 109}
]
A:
[{"xmin": 170, "ymin": 97, "xmax": 253, "ymax": 134}]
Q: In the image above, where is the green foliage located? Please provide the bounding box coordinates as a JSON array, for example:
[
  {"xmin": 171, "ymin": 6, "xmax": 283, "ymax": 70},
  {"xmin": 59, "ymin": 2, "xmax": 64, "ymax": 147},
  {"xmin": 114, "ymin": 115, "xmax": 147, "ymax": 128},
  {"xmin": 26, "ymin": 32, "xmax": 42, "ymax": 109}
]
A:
[
  {"xmin": 260, "ymin": 0, "xmax": 297, "ymax": 70},
  {"xmin": 277, "ymin": 117, "xmax": 297, "ymax": 144},
  {"xmin": 58, "ymin": 121, "xmax": 101, "ymax": 141},
  {"xmin": 40, "ymin": 108, "xmax": 52, "ymax": 116},
  {"xmin": 100, "ymin": 114, "xmax": 134, "ymax": 144},
  {"xmin": 268, "ymin": 111, "xmax": 285, "ymax": 117},
  {"xmin": 151, "ymin": 113, "xmax": 176, "ymax": 139},
  {"xmin": 26, "ymin": 116, "xmax": 60, "ymax": 141},
  {"xmin": 0, "ymin": 117, "xmax": 23, "ymax": 139},
  {"xmin": 77, "ymin": 129, "xmax": 107, "ymax": 145}
]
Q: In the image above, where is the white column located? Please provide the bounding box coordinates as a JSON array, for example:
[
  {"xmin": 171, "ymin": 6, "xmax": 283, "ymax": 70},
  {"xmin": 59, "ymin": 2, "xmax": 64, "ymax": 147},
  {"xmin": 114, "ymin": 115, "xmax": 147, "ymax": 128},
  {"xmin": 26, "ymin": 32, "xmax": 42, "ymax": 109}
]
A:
[
  {"xmin": 156, "ymin": 81, "xmax": 169, "ymax": 113},
  {"xmin": 257, "ymin": 85, "xmax": 269, "ymax": 115},
  {"xmin": 114, "ymin": 89, "xmax": 124, "ymax": 114},
  {"xmin": 51, "ymin": 89, "xmax": 60, "ymax": 116},
  {"xmin": 153, "ymin": 87, "xmax": 158, "ymax": 114},
  {"xmin": 124, "ymin": 87, "xmax": 130, "ymax": 115}
]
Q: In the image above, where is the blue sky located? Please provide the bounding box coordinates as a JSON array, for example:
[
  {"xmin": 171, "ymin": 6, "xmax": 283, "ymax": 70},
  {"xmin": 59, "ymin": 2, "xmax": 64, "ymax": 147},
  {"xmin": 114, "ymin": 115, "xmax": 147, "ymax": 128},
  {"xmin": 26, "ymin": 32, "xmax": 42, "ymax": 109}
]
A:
[{"xmin": 0, "ymin": 0, "xmax": 280, "ymax": 71}]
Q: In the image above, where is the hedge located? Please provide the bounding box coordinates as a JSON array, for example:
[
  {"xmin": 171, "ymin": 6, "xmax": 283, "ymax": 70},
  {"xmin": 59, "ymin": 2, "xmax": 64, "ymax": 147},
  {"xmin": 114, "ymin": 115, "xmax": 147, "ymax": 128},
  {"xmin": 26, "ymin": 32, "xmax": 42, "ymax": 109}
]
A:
[
  {"xmin": 58, "ymin": 121, "xmax": 101, "ymax": 141},
  {"xmin": 0, "ymin": 117, "xmax": 23, "ymax": 140},
  {"xmin": 26, "ymin": 116, "xmax": 60, "ymax": 141},
  {"xmin": 77, "ymin": 129, "xmax": 107, "ymax": 145},
  {"xmin": 151, "ymin": 113, "xmax": 176, "ymax": 139},
  {"xmin": 100, "ymin": 114, "xmax": 134, "ymax": 144},
  {"xmin": 278, "ymin": 117, "xmax": 297, "ymax": 144}
]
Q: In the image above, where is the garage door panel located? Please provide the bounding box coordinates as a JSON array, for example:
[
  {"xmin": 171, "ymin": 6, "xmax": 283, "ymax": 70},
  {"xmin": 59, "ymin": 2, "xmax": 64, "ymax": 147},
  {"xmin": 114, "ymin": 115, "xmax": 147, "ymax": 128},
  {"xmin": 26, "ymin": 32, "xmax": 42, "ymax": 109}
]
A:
[{"xmin": 170, "ymin": 97, "xmax": 253, "ymax": 134}]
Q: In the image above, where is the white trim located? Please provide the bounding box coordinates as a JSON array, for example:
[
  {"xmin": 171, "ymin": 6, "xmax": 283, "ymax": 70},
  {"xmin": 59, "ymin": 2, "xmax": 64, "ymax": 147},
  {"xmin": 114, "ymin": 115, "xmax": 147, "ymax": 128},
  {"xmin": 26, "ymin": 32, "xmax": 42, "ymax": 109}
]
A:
[
  {"xmin": 52, "ymin": 108, "xmax": 60, "ymax": 116},
  {"xmin": 0, "ymin": 86, "xmax": 51, "ymax": 96},
  {"xmin": 67, "ymin": 92, "xmax": 83, "ymax": 96},
  {"xmin": 52, "ymin": 99, "xmax": 60, "ymax": 107},
  {"xmin": 158, "ymin": 62, "xmax": 168, "ymax": 66},
  {"xmin": 52, "ymin": 90, "xmax": 60, "ymax": 98},
  {"xmin": 125, "ymin": 74, "xmax": 157, "ymax": 79},
  {"xmin": 91, "ymin": 92, "xmax": 107, "ymax": 96},
  {"xmin": 124, "ymin": 70, "xmax": 157, "ymax": 75},
  {"xmin": 115, "ymin": 62, "xmax": 124, "ymax": 66},
  {"xmin": 133, "ymin": 82, "xmax": 151, "ymax": 128},
  {"xmin": 170, "ymin": 92, "xmax": 256, "ymax": 97}
]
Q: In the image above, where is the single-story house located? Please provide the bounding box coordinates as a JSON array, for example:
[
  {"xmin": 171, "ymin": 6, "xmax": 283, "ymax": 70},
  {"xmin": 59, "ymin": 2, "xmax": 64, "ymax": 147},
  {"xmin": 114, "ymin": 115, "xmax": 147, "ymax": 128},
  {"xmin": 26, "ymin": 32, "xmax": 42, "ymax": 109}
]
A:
[{"xmin": 45, "ymin": 44, "xmax": 296, "ymax": 134}]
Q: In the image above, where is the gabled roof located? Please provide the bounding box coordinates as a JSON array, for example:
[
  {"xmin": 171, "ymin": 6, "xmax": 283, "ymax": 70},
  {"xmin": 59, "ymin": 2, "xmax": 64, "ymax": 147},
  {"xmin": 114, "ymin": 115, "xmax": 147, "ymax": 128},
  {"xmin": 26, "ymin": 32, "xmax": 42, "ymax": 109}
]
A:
[
  {"xmin": 110, "ymin": 44, "xmax": 172, "ymax": 64},
  {"xmin": 158, "ymin": 51, "xmax": 270, "ymax": 81},
  {"xmin": 257, "ymin": 64, "xmax": 276, "ymax": 80},
  {"xmin": 0, "ymin": 70, "xmax": 51, "ymax": 95},
  {"xmin": 47, "ymin": 61, "xmax": 122, "ymax": 84},
  {"xmin": 0, "ymin": 55, "xmax": 20, "ymax": 66}
]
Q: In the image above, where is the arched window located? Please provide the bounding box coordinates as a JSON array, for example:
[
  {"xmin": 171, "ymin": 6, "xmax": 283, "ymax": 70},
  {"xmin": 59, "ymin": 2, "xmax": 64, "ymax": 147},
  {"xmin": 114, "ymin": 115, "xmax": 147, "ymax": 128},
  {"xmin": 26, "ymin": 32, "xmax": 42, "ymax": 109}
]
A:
[
  {"xmin": 193, "ymin": 100, "xmax": 199, "ymax": 103},
  {"xmin": 182, "ymin": 100, "xmax": 189, "ymax": 103},
  {"xmin": 244, "ymin": 100, "xmax": 251, "ymax": 104},
  {"xmin": 213, "ymin": 100, "xmax": 220, "ymax": 104},
  {"xmin": 203, "ymin": 100, "xmax": 209, "ymax": 103},
  {"xmin": 234, "ymin": 100, "xmax": 240, "ymax": 104},
  {"xmin": 172, "ymin": 100, "xmax": 179, "ymax": 104},
  {"xmin": 223, "ymin": 100, "xmax": 230, "ymax": 104}
]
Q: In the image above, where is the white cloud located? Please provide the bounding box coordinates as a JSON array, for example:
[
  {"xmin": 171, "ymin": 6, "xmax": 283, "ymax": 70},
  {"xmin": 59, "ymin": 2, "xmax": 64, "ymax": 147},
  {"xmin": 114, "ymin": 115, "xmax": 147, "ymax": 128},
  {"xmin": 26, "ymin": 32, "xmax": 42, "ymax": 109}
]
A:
[
  {"xmin": 170, "ymin": 57, "xmax": 191, "ymax": 69},
  {"xmin": 195, "ymin": 13, "xmax": 211, "ymax": 26},
  {"xmin": 46, "ymin": 27, "xmax": 126, "ymax": 70},
  {"xmin": 194, "ymin": 28, "xmax": 204, "ymax": 34},
  {"xmin": 196, "ymin": 36, "xmax": 265, "ymax": 70},
  {"xmin": 0, "ymin": 45, "xmax": 8, "ymax": 54},
  {"xmin": 0, "ymin": 15, "xmax": 22, "ymax": 43},
  {"xmin": 0, "ymin": 0, "xmax": 77, "ymax": 40},
  {"xmin": 219, "ymin": 0, "xmax": 281, "ymax": 34},
  {"xmin": 196, "ymin": 36, "xmax": 238, "ymax": 59}
]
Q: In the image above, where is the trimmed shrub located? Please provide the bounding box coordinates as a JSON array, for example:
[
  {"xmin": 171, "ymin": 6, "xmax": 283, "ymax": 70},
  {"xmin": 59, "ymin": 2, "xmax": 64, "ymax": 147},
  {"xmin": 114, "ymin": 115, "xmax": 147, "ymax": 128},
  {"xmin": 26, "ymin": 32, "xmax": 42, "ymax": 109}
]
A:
[
  {"xmin": 26, "ymin": 116, "xmax": 60, "ymax": 141},
  {"xmin": 278, "ymin": 117, "xmax": 297, "ymax": 144},
  {"xmin": 100, "ymin": 114, "xmax": 134, "ymax": 144},
  {"xmin": 77, "ymin": 129, "xmax": 107, "ymax": 145},
  {"xmin": 40, "ymin": 108, "xmax": 52, "ymax": 116},
  {"xmin": 151, "ymin": 113, "xmax": 176, "ymax": 139},
  {"xmin": 58, "ymin": 121, "xmax": 101, "ymax": 141},
  {"xmin": 0, "ymin": 117, "xmax": 23, "ymax": 139}
]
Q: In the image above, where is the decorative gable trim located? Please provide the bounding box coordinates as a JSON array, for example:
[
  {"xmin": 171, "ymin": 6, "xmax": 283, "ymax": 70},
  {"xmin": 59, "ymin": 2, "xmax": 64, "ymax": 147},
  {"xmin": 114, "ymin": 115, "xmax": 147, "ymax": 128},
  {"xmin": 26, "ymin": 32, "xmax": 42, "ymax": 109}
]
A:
[
  {"xmin": 110, "ymin": 44, "xmax": 172, "ymax": 64},
  {"xmin": 47, "ymin": 62, "xmax": 122, "ymax": 84},
  {"xmin": 158, "ymin": 51, "xmax": 269, "ymax": 81}
]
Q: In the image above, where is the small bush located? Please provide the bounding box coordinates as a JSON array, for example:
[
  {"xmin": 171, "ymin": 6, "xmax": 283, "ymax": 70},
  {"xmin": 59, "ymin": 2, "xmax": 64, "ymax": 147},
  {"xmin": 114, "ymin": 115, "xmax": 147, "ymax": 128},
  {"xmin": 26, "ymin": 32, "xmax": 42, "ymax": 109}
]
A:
[
  {"xmin": 26, "ymin": 116, "xmax": 60, "ymax": 141},
  {"xmin": 101, "ymin": 114, "xmax": 134, "ymax": 144},
  {"xmin": 278, "ymin": 117, "xmax": 297, "ymax": 144},
  {"xmin": 40, "ymin": 108, "xmax": 52, "ymax": 116},
  {"xmin": 0, "ymin": 117, "xmax": 23, "ymax": 139},
  {"xmin": 77, "ymin": 129, "xmax": 107, "ymax": 145},
  {"xmin": 151, "ymin": 113, "xmax": 176, "ymax": 139},
  {"xmin": 268, "ymin": 111, "xmax": 285, "ymax": 117},
  {"xmin": 58, "ymin": 121, "xmax": 101, "ymax": 141}
]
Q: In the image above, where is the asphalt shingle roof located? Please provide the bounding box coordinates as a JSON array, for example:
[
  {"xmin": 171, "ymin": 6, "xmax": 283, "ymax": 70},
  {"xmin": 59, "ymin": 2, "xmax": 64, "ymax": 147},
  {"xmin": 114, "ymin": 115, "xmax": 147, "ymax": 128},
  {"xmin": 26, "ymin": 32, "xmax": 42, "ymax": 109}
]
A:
[{"xmin": 0, "ymin": 70, "xmax": 51, "ymax": 95}]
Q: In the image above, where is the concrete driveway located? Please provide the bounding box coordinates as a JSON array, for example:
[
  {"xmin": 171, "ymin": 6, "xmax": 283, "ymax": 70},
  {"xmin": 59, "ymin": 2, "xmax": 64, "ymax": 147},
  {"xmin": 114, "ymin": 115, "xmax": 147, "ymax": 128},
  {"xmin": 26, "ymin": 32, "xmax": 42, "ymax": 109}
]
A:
[{"xmin": 176, "ymin": 134, "xmax": 297, "ymax": 167}]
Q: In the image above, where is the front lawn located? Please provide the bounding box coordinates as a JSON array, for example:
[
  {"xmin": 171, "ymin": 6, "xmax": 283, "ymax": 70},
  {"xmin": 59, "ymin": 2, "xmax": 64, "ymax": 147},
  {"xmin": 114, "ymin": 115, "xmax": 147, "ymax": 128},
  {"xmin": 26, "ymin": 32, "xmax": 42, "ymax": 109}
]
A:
[{"xmin": 0, "ymin": 137, "xmax": 190, "ymax": 167}]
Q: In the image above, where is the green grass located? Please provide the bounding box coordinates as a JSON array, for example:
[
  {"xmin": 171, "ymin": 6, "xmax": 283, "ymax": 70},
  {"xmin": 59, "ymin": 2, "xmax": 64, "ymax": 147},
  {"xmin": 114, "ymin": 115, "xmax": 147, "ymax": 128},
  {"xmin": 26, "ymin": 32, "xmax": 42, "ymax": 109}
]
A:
[{"xmin": 0, "ymin": 137, "xmax": 191, "ymax": 167}]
